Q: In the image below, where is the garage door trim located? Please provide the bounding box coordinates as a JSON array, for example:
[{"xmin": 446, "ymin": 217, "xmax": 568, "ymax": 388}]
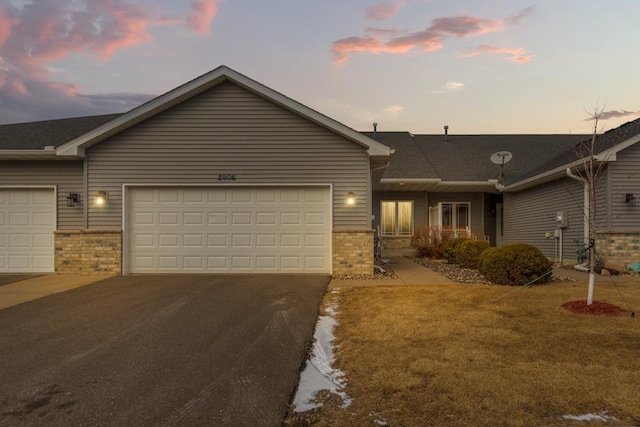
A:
[{"xmin": 122, "ymin": 184, "xmax": 333, "ymax": 274}]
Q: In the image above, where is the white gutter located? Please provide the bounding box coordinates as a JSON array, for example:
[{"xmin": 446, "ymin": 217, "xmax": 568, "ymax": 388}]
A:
[
  {"xmin": 0, "ymin": 150, "xmax": 58, "ymax": 158},
  {"xmin": 436, "ymin": 180, "xmax": 498, "ymax": 187},
  {"xmin": 380, "ymin": 178, "xmax": 441, "ymax": 184}
]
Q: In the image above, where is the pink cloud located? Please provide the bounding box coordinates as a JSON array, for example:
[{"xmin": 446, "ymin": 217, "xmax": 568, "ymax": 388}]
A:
[
  {"xmin": 0, "ymin": 5, "xmax": 18, "ymax": 46},
  {"xmin": 332, "ymin": 37, "xmax": 388, "ymax": 64},
  {"xmin": 429, "ymin": 16, "xmax": 503, "ymax": 37},
  {"xmin": 0, "ymin": 0, "xmax": 221, "ymax": 124},
  {"xmin": 366, "ymin": 0, "xmax": 405, "ymax": 21},
  {"xmin": 462, "ymin": 45, "xmax": 534, "ymax": 63},
  {"xmin": 187, "ymin": 0, "xmax": 221, "ymax": 34},
  {"xmin": 332, "ymin": 7, "xmax": 534, "ymax": 64}
]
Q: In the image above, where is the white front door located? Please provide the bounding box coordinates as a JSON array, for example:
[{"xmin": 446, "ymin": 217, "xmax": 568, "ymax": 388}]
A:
[
  {"xmin": 0, "ymin": 188, "xmax": 55, "ymax": 272},
  {"xmin": 126, "ymin": 186, "xmax": 332, "ymax": 273}
]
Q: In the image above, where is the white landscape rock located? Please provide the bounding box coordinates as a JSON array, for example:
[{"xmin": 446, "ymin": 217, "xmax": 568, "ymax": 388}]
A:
[
  {"xmin": 561, "ymin": 410, "xmax": 618, "ymax": 422},
  {"xmin": 292, "ymin": 291, "xmax": 352, "ymax": 412}
]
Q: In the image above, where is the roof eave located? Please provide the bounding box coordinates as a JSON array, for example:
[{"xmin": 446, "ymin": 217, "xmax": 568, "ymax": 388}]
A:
[
  {"xmin": 380, "ymin": 178, "xmax": 442, "ymax": 184},
  {"xmin": 0, "ymin": 150, "xmax": 58, "ymax": 159}
]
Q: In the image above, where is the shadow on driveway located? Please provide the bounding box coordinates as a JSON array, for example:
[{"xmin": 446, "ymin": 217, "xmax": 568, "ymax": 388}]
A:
[
  {"xmin": 0, "ymin": 274, "xmax": 329, "ymax": 427},
  {"xmin": 0, "ymin": 275, "xmax": 41, "ymax": 287}
]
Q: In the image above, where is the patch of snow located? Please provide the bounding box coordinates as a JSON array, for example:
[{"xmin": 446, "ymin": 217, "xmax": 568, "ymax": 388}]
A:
[
  {"xmin": 561, "ymin": 410, "xmax": 618, "ymax": 422},
  {"xmin": 370, "ymin": 412, "xmax": 388, "ymax": 426},
  {"xmin": 292, "ymin": 293, "xmax": 352, "ymax": 412}
]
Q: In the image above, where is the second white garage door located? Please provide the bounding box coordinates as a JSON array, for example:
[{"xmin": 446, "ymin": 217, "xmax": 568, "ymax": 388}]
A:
[{"xmin": 127, "ymin": 186, "xmax": 331, "ymax": 273}]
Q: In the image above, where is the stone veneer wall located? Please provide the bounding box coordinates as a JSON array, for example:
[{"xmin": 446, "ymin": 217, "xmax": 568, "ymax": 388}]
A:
[
  {"xmin": 596, "ymin": 231, "xmax": 640, "ymax": 267},
  {"xmin": 54, "ymin": 230, "xmax": 122, "ymax": 275},
  {"xmin": 333, "ymin": 229, "xmax": 374, "ymax": 276}
]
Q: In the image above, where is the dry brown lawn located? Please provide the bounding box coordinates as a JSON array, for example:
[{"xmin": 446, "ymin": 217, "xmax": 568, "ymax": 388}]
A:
[{"xmin": 286, "ymin": 279, "xmax": 640, "ymax": 427}]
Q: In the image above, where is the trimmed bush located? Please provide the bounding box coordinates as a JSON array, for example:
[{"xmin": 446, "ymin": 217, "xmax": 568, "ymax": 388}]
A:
[
  {"xmin": 443, "ymin": 237, "xmax": 469, "ymax": 264},
  {"xmin": 411, "ymin": 226, "xmax": 454, "ymax": 259},
  {"xmin": 455, "ymin": 239, "xmax": 491, "ymax": 269},
  {"xmin": 478, "ymin": 243, "xmax": 553, "ymax": 286}
]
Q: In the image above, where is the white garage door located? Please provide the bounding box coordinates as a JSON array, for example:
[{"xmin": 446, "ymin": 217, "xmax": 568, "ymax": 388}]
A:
[
  {"xmin": 127, "ymin": 187, "xmax": 331, "ymax": 273},
  {"xmin": 0, "ymin": 188, "xmax": 55, "ymax": 273}
]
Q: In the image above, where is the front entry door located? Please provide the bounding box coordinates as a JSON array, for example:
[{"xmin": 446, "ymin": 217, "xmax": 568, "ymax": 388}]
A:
[{"xmin": 496, "ymin": 203, "xmax": 504, "ymax": 246}]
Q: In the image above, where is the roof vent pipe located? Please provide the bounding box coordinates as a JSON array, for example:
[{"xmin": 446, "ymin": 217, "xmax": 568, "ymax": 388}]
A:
[
  {"xmin": 373, "ymin": 122, "xmax": 378, "ymax": 139},
  {"xmin": 444, "ymin": 125, "xmax": 449, "ymax": 143}
]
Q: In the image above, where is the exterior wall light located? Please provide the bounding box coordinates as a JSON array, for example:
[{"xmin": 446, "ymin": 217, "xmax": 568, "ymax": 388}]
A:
[
  {"xmin": 66, "ymin": 193, "xmax": 79, "ymax": 207},
  {"xmin": 625, "ymin": 193, "xmax": 636, "ymax": 206},
  {"xmin": 95, "ymin": 191, "xmax": 108, "ymax": 206},
  {"xmin": 346, "ymin": 191, "xmax": 356, "ymax": 206}
]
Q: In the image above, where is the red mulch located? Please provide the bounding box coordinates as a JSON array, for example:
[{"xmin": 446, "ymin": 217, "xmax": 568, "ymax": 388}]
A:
[{"xmin": 562, "ymin": 300, "xmax": 629, "ymax": 317}]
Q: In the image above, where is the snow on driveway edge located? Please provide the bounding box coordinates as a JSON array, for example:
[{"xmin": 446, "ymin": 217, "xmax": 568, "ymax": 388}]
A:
[{"xmin": 292, "ymin": 289, "xmax": 352, "ymax": 412}]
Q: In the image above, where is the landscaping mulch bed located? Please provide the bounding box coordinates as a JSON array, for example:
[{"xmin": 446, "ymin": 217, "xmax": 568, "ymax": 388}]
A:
[
  {"xmin": 414, "ymin": 257, "xmax": 578, "ymax": 285},
  {"xmin": 414, "ymin": 257, "xmax": 493, "ymax": 284},
  {"xmin": 562, "ymin": 300, "xmax": 631, "ymax": 317}
]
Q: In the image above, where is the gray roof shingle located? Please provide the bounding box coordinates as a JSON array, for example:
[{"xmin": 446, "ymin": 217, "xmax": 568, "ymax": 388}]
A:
[
  {"xmin": 0, "ymin": 114, "xmax": 122, "ymax": 150},
  {"xmin": 365, "ymin": 132, "xmax": 587, "ymax": 183},
  {"xmin": 509, "ymin": 117, "xmax": 640, "ymax": 184}
]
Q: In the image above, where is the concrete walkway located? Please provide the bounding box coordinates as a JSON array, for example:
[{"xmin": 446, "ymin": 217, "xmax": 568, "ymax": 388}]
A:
[
  {"xmin": 329, "ymin": 256, "xmax": 455, "ymax": 288},
  {"xmin": 0, "ymin": 275, "xmax": 108, "ymax": 310}
]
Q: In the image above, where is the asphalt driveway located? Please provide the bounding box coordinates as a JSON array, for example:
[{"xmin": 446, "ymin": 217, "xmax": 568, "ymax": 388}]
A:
[{"xmin": 0, "ymin": 274, "xmax": 329, "ymax": 426}]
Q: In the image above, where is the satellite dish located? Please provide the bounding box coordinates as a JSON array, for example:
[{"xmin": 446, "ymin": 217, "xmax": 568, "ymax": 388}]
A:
[{"xmin": 490, "ymin": 151, "xmax": 513, "ymax": 165}]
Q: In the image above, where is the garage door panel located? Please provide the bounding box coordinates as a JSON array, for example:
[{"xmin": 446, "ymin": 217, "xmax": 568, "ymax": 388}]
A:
[
  {"xmin": 208, "ymin": 234, "xmax": 227, "ymax": 247},
  {"xmin": 9, "ymin": 255, "xmax": 29, "ymax": 269},
  {"xmin": 33, "ymin": 233, "xmax": 53, "ymax": 248},
  {"xmin": 159, "ymin": 212, "xmax": 179, "ymax": 225},
  {"xmin": 256, "ymin": 212, "xmax": 276, "ymax": 225},
  {"xmin": 232, "ymin": 212, "xmax": 251, "ymax": 225},
  {"xmin": 128, "ymin": 187, "xmax": 331, "ymax": 273},
  {"xmin": 208, "ymin": 212, "xmax": 228, "ymax": 225},
  {"xmin": 33, "ymin": 255, "xmax": 53, "ymax": 269}
]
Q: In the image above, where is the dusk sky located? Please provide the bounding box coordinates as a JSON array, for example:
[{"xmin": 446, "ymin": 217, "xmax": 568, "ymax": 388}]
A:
[{"xmin": 0, "ymin": 0, "xmax": 638, "ymax": 134}]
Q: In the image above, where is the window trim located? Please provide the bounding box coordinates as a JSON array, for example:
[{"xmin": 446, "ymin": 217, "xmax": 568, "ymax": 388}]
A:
[
  {"xmin": 380, "ymin": 200, "xmax": 414, "ymax": 236},
  {"xmin": 429, "ymin": 201, "xmax": 471, "ymax": 236}
]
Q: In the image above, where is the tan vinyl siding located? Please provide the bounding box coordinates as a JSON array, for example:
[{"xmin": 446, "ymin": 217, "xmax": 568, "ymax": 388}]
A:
[
  {"xmin": 609, "ymin": 143, "xmax": 640, "ymax": 230},
  {"xmin": 85, "ymin": 82, "xmax": 370, "ymax": 230},
  {"xmin": 504, "ymin": 178, "xmax": 583, "ymax": 259},
  {"xmin": 0, "ymin": 160, "xmax": 84, "ymax": 229}
]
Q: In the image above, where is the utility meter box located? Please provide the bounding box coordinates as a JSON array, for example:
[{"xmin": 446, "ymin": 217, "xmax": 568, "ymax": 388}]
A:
[{"xmin": 555, "ymin": 210, "xmax": 568, "ymax": 228}]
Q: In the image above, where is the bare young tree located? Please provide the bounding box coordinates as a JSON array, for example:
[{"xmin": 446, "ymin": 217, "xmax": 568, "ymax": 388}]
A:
[{"xmin": 567, "ymin": 104, "xmax": 609, "ymax": 305}]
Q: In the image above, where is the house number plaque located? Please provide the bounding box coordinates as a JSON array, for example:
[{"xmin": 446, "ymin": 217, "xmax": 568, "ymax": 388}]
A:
[{"xmin": 218, "ymin": 174, "xmax": 236, "ymax": 181}]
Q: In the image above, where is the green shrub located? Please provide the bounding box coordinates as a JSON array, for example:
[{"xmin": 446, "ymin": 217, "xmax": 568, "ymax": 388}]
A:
[
  {"xmin": 443, "ymin": 237, "xmax": 469, "ymax": 264},
  {"xmin": 411, "ymin": 226, "xmax": 454, "ymax": 259},
  {"xmin": 455, "ymin": 239, "xmax": 491, "ymax": 269},
  {"xmin": 478, "ymin": 243, "xmax": 553, "ymax": 286}
]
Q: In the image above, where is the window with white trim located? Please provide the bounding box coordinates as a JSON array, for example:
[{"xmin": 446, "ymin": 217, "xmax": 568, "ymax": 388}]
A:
[
  {"xmin": 381, "ymin": 201, "xmax": 413, "ymax": 236},
  {"xmin": 429, "ymin": 202, "xmax": 471, "ymax": 236}
]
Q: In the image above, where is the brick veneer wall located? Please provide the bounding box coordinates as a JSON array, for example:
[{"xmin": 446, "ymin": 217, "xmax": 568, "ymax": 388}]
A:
[
  {"xmin": 333, "ymin": 229, "xmax": 374, "ymax": 276},
  {"xmin": 596, "ymin": 231, "xmax": 640, "ymax": 267},
  {"xmin": 54, "ymin": 230, "xmax": 122, "ymax": 275}
]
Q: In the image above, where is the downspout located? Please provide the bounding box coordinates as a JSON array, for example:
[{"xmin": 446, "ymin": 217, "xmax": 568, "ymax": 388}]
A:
[
  {"xmin": 83, "ymin": 157, "xmax": 89, "ymax": 229},
  {"xmin": 565, "ymin": 168, "xmax": 589, "ymax": 247},
  {"xmin": 566, "ymin": 167, "xmax": 596, "ymax": 304}
]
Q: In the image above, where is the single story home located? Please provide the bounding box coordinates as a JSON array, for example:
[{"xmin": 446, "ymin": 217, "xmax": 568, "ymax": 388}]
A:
[{"xmin": 1, "ymin": 66, "xmax": 639, "ymax": 275}]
